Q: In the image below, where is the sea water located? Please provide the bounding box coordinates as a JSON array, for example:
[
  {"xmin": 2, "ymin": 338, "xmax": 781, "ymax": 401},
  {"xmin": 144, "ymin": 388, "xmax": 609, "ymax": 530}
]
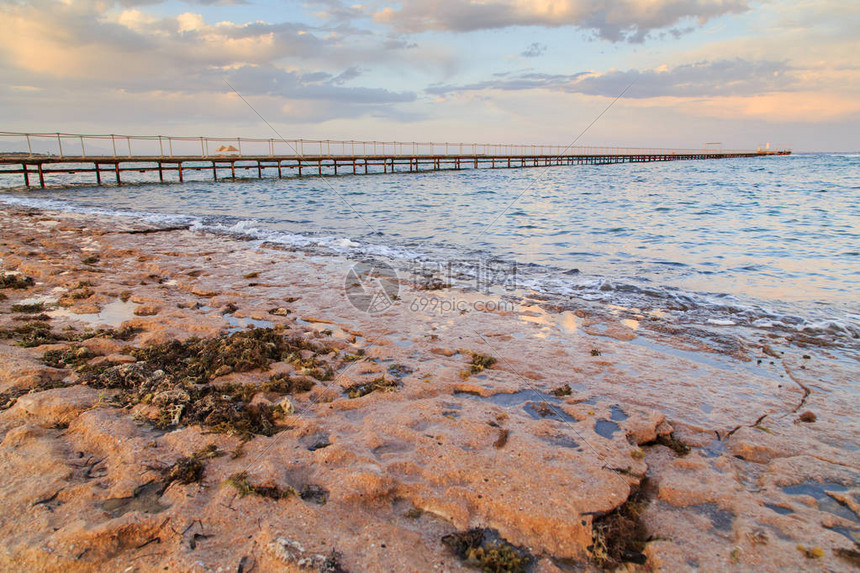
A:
[{"xmin": 1, "ymin": 153, "xmax": 858, "ymax": 348}]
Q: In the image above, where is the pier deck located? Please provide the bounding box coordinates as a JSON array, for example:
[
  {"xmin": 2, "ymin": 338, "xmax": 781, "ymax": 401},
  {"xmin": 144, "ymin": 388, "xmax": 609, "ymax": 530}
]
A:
[{"xmin": 0, "ymin": 132, "xmax": 789, "ymax": 189}]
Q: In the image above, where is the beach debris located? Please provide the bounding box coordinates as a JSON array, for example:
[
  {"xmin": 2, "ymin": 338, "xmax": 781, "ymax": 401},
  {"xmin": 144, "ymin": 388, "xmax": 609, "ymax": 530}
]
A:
[
  {"xmin": 835, "ymin": 547, "xmax": 860, "ymax": 567},
  {"xmin": 0, "ymin": 273, "xmax": 34, "ymax": 289},
  {"xmin": 798, "ymin": 411, "xmax": 817, "ymax": 423},
  {"xmin": 416, "ymin": 277, "xmax": 448, "ymax": 291},
  {"xmin": 269, "ymin": 538, "xmax": 349, "ymax": 572},
  {"xmin": 441, "ymin": 528, "xmax": 531, "ymax": 573},
  {"xmin": 300, "ymin": 484, "xmax": 329, "ymax": 505},
  {"xmin": 591, "ymin": 349, "xmax": 601, "ymax": 356},
  {"xmin": 243, "ymin": 272, "xmax": 259, "ymax": 279},
  {"xmin": 344, "ymin": 375, "xmax": 399, "ymax": 399},
  {"xmin": 268, "ymin": 307, "xmax": 290, "ymax": 316},
  {"xmin": 81, "ymin": 255, "xmax": 100, "ymax": 265},
  {"xmin": 493, "ymin": 428, "xmax": 509, "ymax": 449},
  {"xmin": 101, "ymin": 481, "xmax": 170, "ymax": 518},
  {"xmin": 236, "ymin": 555, "xmax": 255, "ymax": 572}
]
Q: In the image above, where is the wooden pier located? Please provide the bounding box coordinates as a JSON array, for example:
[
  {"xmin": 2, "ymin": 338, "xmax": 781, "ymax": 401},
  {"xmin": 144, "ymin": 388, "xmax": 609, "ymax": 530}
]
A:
[{"xmin": 0, "ymin": 132, "xmax": 789, "ymax": 189}]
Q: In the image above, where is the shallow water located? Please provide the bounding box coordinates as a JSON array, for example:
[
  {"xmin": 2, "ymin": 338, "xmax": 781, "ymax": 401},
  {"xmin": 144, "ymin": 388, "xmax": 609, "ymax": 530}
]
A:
[{"xmin": 2, "ymin": 153, "xmax": 858, "ymax": 343}]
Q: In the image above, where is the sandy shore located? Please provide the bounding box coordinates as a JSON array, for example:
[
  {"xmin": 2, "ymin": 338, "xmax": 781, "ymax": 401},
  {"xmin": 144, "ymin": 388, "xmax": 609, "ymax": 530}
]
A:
[{"xmin": 0, "ymin": 205, "xmax": 857, "ymax": 572}]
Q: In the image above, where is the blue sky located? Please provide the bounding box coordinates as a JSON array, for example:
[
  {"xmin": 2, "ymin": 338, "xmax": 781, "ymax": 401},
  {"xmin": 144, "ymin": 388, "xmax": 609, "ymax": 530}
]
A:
[{"xmin": 1, "ymin": 0, "xmax": 858, "ymax": 151}]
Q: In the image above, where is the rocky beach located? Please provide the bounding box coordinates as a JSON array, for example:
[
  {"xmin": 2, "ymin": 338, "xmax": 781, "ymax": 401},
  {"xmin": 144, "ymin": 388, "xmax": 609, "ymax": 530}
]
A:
[{"xmin": 0, "ymin": 205, "xmax": 858, "ymax": 572}]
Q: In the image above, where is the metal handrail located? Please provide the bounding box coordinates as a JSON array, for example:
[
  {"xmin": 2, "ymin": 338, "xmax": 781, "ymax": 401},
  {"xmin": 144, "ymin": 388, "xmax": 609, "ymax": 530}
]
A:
[{"xmin": 0, "ymin": 131, "xmax": 774, "ymax": 160}]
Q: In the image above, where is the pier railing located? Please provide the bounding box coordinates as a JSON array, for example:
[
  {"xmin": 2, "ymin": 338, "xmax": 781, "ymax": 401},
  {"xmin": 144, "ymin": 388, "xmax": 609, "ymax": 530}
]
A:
[{"xmin": 0, "ymin": 131, "xmax": 757, "ymax": 159}]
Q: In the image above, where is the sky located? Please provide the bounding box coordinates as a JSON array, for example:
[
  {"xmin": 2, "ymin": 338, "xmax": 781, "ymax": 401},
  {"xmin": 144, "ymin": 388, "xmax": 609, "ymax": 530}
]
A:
[{"xmin": 1, "ymin": 0, "xmax": 859, "ymax": 151}]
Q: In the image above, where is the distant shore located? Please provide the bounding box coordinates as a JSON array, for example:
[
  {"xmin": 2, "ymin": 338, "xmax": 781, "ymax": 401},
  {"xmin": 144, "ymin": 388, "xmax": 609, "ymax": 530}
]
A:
[{"xmin": 0, "ymin": 205, "xmax": 857, "ymax": 572}]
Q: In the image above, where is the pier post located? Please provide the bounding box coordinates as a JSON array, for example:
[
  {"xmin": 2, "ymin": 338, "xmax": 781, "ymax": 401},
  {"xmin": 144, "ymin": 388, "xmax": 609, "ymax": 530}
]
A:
[
  {"xmin": 22, "ymin": 164, "xmax": 29, "ymax": 188},
  {"xmin": 38, "ymin": 163, "xmax": 45, "ymax": 188},
  {"xmin": 257, "ymin": 161, "xmax": 262, "ymax": 178},
  {"xmin": 178, "ymin": 163, "xmax": 183, "ymax": 183},
  {"xmin": 95, "ymin": 163, "xmax": 101, "ymax": 185},
  {"xmin": 213, "ymin": 161, "xmax": 218, "ymax": 181},
  {"xmin": 158, "ymin": 162, "xmax": 164, "ymax": 182},
  {"xmin": 115, "ymin": 162, "xmax": 121, "ymax": 185}
]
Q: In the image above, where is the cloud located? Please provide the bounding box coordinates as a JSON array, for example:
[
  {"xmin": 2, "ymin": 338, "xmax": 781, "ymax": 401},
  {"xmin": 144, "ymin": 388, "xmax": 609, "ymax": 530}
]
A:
[
  {"xmin": 521, "ymin": 42, "xmax": 546, "ymax": 57},
  {"xmin": 374, "ymin": 0, "xmax": 750, "ymax": 42},
  {"xmin": 427, "ymin": 59, "xmax": 797, "ymax": 98},
  {"xmin": 0, "ymin": 0, "xmax": 417, "ymax": 127}
]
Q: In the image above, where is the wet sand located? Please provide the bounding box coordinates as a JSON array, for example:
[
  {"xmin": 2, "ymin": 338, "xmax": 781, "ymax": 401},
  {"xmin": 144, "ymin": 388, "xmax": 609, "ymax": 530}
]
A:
[{"xmin": 0, "ymin": 206, "xmax": 858, "ymax": 572}]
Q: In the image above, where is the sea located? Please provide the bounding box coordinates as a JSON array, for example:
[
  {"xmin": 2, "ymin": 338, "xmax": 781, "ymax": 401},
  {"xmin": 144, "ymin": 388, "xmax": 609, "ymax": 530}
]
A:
[{"xmin": 1, "ymin": 153, "xmax": 858, "ymax": 350}]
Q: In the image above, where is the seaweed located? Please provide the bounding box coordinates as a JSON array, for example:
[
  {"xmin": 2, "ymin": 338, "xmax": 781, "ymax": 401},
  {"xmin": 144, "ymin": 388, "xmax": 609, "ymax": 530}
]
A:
[
  {"xmin": 78, "ymin": 329, "xmax": 332, "ymax": 437},
  {"xmin": 344, "ymin": 376, "xmax": 399, "ymax": 399},
  {"xmin": 387, "ymin": 363, "xmax": 414, "ymax": 378},
  {"xmin": 655, "ymin": 433, "xmax": 690, "ymax": 456},
  {"xmin": 469, "ymin": 352, "xmax": 497, "ymax": 374},
  {"xmin": 590, "ymin": 480, "xmax": 651, "ymax": 568},
  {"xmin": 0, "ymin": 274, "xmax": 34, "ymax": 289},
  {"xmin": 442, "ymin": 528, "xmax": 531, "ymax": 573},
  {"xmin": 551, "ymin": 384, "xmax": 572, "ymax": 397},
  {"xmin": 81, "ymin": 255, "xmax": 100, "ymax": 265},
  {"xmin": 10, "ymin": 302, "xmax": 45, "ymax": 314},
  {"xmin": 165, "ymin": 456, "xmax": 205, "ymax": 485},
  {"xmin": 12, "ymin": 313, "xmax": 50, "ymax": 322},
  {"xmin": 68, "ymin": 286, "xmax": 94, "ymax": 300},
  {"xmin": 227, "ymin": 471, "xmax": 297, "ymax": 500},
  {"xmin": 0, "ymin": 321, "xmax": 65, "ymax": 347},
  {"xmin": 163, "ymin": 445, "xmax": 223, "ymax": 485},
  {"xmin": 43, "ymin": 346, "xmax": 95, "ymax": 369},
  {"xmin": 0, "ymin": 379, "xmax": 68, "ymax": 410},
  {"xmin": 128, "ymin": 328, "xmax": 332, "ymax": 385},
  {"xmin": 796, "ymin": 545, "xmax": 824, "ymax": 559},
  {"xmin": 263, "ymin": 373, "xmax": 315, "ymax": 395}
]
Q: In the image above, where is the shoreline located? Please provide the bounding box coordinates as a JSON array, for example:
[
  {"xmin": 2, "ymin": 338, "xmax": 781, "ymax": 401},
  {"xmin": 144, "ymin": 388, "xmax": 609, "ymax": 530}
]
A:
[{"xmin": 0, "ymin": 205, "xmax": 858, "ymax": 571}]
